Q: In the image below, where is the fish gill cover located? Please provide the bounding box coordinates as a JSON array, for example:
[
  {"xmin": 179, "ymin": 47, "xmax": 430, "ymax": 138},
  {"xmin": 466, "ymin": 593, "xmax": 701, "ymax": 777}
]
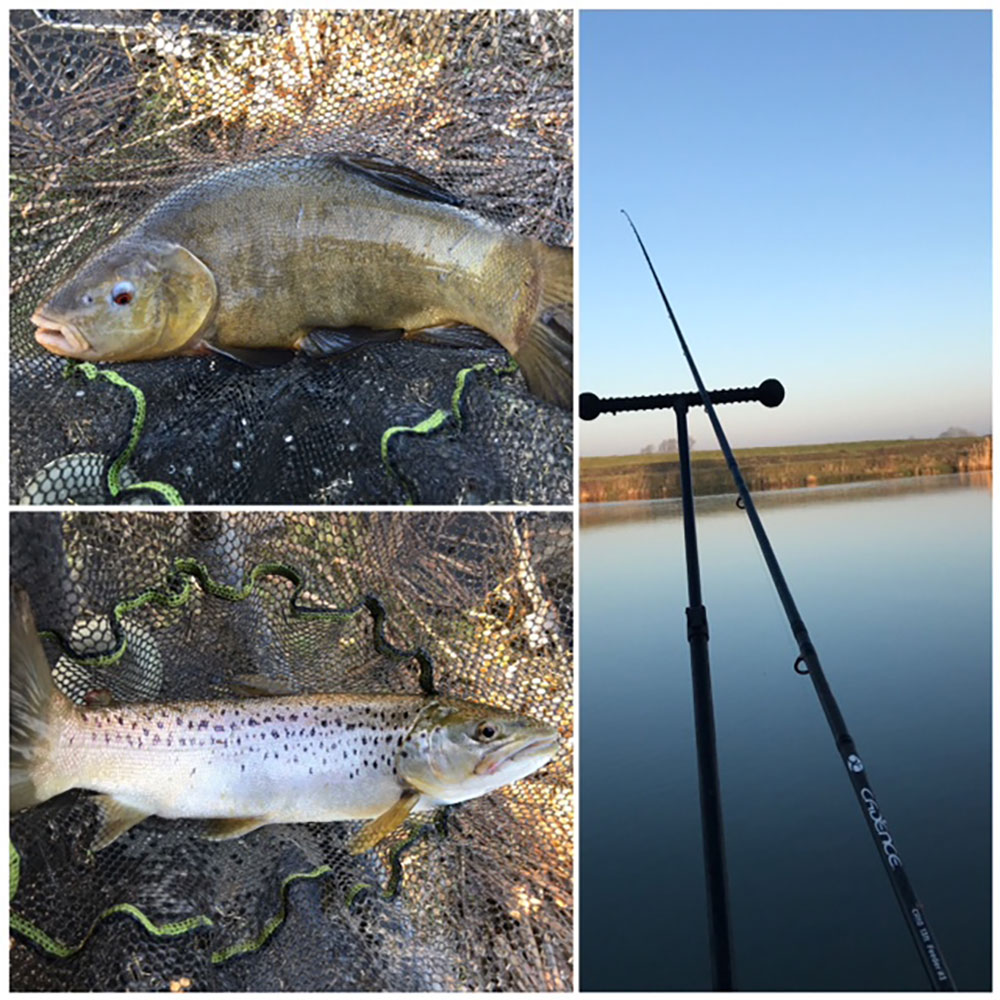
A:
[
  {"xmin": 9, "ymin": 510, "xmax": 573, "ymax": 991},
  {"xmin": 10, "ymin": 9, "xmax": 573, "ymax": 504}
]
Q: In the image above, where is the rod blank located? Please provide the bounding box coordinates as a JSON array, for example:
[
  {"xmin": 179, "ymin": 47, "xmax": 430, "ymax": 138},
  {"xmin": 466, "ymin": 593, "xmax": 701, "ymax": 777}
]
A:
[{"xmin": 620, "ymin": 209, "xmax": 956, "ymax": 992}]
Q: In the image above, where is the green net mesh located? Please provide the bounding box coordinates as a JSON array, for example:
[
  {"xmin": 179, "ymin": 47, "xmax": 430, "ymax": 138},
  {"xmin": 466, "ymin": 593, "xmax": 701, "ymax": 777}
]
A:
[
  {"xmin": 10, "ymin": 510, "xmax": 573, "ymax": 991},
  {"xmin": 11, "ymin": 10, "xmax": 573, "ymax": 505}
]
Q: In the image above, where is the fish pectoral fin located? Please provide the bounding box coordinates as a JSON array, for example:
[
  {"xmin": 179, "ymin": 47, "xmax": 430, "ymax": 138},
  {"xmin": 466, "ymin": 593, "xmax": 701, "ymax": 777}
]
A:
[
  {"xmin": 92, "ymin": 795, "xmax": 152, "ymax": 851},
  {"xmin": 203, "ymin": 816, "xmax": 271, "ymax": 841},
  {"xmin": 347, "ymin": 789, "xmax": 421, "ymax": 856},
  {"xmin": 203, "ymin": 343, "xmax": 296, "ymax": 368},
  {"xmin": 299, "ymin": 327, "xmax": 404, "ymax": 359},
  {"xmin": 335, "ymin": 153, "xmax": 464, "ymax": 208},
  {"xmin": 403, "ymin": 325, "xmax": 501, "ymax": 352}
]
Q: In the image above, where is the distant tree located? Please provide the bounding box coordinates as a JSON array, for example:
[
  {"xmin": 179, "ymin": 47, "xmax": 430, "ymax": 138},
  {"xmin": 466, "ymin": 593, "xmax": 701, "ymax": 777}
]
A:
[
  {"xmin": 654, "ymin": 436, "xmax": 694, "ymax": 453},
  {"xmin": 939, "ymin": 426, "xmax": 974, "ymax": 438},
  {"xmin": 640, "ymin": 444, "xmax": 654, "ymax": 455}
]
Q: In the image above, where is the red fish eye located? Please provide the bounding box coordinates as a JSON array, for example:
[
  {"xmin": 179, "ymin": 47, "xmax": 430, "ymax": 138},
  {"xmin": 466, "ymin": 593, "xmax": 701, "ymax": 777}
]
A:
[{"xmin": 111, "ymin": 282, "xmax": 135, "ymax": 307}]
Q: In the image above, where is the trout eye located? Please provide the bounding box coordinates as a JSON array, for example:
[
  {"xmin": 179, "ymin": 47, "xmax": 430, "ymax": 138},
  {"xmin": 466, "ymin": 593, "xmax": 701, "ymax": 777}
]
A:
[
  {"xmin": 111, "ymin": 281, "xmax": 135, "ymax": 307},
  {"xmin": 473, "ymin": 721, "xmax": 499, "ymax": 742}
]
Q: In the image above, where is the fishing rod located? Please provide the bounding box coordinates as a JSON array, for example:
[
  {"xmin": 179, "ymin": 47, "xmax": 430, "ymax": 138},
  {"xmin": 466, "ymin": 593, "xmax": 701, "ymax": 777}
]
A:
[{"xmin": 619, "ymin": 210, "xmax": 956, "ymax": 991}]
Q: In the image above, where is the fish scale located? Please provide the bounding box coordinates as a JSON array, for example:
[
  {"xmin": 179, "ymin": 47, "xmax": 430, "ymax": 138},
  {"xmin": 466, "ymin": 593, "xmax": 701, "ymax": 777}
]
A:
[{"xmin": 48, "ymin": 695, "xmax": 429, "ymax": 823}]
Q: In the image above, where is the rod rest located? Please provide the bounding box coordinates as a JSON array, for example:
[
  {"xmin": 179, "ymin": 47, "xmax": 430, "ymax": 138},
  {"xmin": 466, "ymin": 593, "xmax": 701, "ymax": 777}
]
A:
[{"xmin": 578, "ymin": 378, "xmax": 784, "ymax": 420}]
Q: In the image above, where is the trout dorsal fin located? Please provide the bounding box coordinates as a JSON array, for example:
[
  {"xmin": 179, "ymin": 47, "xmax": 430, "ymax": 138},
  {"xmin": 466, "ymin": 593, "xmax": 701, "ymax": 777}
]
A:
[
  {"xmin": 347, "ymin": 789, "xmax": 420, "ymax": 855},
  {"xmin": 335, "ymin": 153, "xmax": 464, "ymax": 208}
]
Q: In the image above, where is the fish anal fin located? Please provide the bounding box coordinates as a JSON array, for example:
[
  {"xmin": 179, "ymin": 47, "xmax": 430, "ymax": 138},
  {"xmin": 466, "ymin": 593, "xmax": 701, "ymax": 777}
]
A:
[
  {"xmin": 403, "ymin": 325, "xmax": 500, "ymax": 352},
  {"xmin": 299, "ymin": 327, "xmax": 404, "ymax": 358},
  {"xmin": 92, "ymin": 795, "xmax": 151, "ymax": 851},
  {"xmin": 348, "ymin": 789, "xmax": 420, "ymax": 855},
  {"xmin": 335, "ymin": 154, "xmax": 463, "ymax": 208},
  {"xmin": 203, "ymin": 816, "xmax": 271, "ymax": 841}
]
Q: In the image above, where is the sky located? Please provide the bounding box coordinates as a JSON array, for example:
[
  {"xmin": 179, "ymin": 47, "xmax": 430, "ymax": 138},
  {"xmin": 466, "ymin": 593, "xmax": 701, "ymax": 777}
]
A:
[{"xmin": 579, "ymin": 10, "xmax": 991, "ymax": 455}]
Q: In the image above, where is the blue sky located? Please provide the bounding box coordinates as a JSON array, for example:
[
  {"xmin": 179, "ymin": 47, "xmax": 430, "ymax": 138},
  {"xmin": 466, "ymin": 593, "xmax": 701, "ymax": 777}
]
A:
[{"xmin": 579, "ymin": 10, "xmax": 991, "ymax": 455}]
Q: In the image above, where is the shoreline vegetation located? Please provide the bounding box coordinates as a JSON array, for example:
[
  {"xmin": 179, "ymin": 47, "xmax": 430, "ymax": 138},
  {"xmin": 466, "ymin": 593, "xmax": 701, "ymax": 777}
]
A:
[{"xmin": 579, "ymin": 436, "xmax": 992, "ymax": 503}]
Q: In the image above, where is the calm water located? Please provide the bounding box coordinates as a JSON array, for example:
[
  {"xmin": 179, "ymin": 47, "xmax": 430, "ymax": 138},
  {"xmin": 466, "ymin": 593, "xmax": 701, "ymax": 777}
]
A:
[{"xmin": 580, "ymin": 475, "xmax": 990, "ymax": 991}]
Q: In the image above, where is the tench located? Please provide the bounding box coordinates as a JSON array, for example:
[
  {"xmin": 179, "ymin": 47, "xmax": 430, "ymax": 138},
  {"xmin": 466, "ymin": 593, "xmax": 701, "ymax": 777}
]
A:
[
  {"xmin": 10, "ymin": 588, "xmax": 559, "ymax": 852},
  {"xmin": 30, "ymin": 153, "xmax": 573, "ymax": 408}
]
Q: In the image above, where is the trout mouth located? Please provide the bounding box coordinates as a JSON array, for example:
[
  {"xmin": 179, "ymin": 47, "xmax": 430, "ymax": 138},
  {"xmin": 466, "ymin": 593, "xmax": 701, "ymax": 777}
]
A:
[
  {"xmin": 31, "ymin": 312, "xmax": 90, "ymax": 358},
  {"xmin": 475, "ymin": 733, "xmax": 558, "ymax": 776}
]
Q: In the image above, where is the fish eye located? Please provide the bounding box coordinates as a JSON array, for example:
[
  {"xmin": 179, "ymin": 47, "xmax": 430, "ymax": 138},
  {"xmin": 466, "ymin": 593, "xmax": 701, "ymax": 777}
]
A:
[
  {"xmin": 111, "ymin": 281, "xmax": 135, "ymax": 307},
  {"xmin": 473, "ymin": 721, "xmax": 499, "ymax": 742}
]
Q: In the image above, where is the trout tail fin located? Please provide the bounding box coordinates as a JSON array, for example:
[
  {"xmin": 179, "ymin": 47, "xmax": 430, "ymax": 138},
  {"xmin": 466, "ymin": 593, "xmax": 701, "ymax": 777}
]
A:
[
  {"xmin": 10, "ymin": 586, "xmax": 72, "ymax": 811},
  {"xmin": 514, "ymin": 244, "xmax": 573, "ymax": 409}
]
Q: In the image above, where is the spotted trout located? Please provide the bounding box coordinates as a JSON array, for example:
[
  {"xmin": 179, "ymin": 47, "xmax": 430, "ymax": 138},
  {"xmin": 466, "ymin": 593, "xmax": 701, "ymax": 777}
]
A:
[
  {"xmin": 30, "ymin": 153, "xmax": 573, "ymax": 407},
  {"xmin": 10, "ymin": 588, "xmax": 559, "ymax": 852}
]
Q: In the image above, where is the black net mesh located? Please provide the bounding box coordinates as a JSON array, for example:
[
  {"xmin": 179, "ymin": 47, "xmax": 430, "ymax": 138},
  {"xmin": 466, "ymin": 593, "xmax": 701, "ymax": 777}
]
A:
[
  {"xmin": 11, "ymin": 10, "xmax": 573, "ymax": 505},
  {"xmin": 10, "ymin": 510, "xmax": 573, "ymax": 991}
]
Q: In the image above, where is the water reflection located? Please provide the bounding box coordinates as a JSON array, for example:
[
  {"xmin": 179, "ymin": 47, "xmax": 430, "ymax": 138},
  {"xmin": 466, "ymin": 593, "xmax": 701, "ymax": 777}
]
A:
[
  {"xmin": 580, "ymin": 471, "xmax": 991, "ymax": 528},
  {"xmin": 580, "ymin": 474, "xmax": 990, "ymax": 991}
]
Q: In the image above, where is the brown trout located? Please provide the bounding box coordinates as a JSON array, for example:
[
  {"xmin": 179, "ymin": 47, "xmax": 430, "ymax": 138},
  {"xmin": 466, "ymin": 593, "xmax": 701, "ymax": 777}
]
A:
[
  {"xmin": 31, "ymin": 153, "xmax": 573, "ymax": 407},
  {"xmin": 10, "ymin": 588, "xmax": 559, "ymax": 852}
]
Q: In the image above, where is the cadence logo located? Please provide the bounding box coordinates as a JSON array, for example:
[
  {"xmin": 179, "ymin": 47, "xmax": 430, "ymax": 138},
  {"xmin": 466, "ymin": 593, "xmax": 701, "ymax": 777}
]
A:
[
  {"xmin": 846, "ymin": 754, "xmax": 864, "ymax": 772},
  {"xmin": 861, "ymin": 788, "xmax": 902, "ymax": 868}
]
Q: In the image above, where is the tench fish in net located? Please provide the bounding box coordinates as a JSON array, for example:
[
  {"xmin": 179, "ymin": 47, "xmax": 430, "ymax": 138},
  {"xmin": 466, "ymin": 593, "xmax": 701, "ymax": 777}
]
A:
[
  {"xmin": 31, "ymin": 154, "xmax": 573, "ymax": 408},
  {"xmin": 11, "ymin": 10, "xmax": 574, "ymax": 504}
]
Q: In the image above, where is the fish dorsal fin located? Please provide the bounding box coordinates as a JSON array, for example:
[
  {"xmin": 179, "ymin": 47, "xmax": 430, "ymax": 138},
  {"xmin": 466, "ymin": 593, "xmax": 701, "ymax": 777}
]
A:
[
  {"xmin": 204, "ymin": 816, "xmax": 270, "ymax": 841},
  {"xmin": 347, "ymin": 788, "xmax": 420, "ymax": 855},
  {"xmin": 335, "ymin": 153, "xmax": 464, "ymax": 208},
  {"xmin": 91, "ymin": 795, "xmax": 151, "ymax": 851},
  {"xmin": 226, "ymin": 673, "xmax": 298, "ymax": 697}
]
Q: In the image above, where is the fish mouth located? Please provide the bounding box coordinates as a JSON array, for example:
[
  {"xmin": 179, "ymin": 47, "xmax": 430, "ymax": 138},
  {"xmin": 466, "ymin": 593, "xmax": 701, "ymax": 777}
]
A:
[
  {"xmin": 476, "ymin": 732, "xmax": 558, "ymax": 776},
  {"xmin": 31, "ymin": 312, "xmax": 90, "ymax": 357},
  {"xmin": 509, "ymin": 733, "xmax": 559, "ymax": 763}
]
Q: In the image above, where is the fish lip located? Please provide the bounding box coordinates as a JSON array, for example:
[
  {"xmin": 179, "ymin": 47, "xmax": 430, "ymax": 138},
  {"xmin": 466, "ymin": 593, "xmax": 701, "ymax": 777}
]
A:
[
  {"xmin": 508, "ymin": 734, "xmax": 558, "ymax": 763},
  {"xmin": 476, "ymin": 733, "xmax": 558, "ymax": 775},
  {"xmin": 31, "ymin": 312, "xmax": 90, "ymax": 356}
]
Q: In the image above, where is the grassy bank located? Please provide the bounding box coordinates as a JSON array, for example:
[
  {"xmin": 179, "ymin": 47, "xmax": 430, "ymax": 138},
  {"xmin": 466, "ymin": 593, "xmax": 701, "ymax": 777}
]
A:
[{"xmin": 580, "ymin": 436, "xmax": 992, "ymax": 502}]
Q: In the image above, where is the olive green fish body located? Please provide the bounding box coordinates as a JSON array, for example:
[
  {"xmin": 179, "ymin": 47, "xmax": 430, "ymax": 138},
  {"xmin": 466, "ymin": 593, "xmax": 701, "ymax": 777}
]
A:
[{"xmin": 32, "ymin": 155, "xmax": 573, "ymax": 405}]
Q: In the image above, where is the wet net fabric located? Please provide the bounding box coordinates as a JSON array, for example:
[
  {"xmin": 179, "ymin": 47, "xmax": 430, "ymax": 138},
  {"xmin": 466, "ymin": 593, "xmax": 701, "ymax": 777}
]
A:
[
  {"xmin": 10, "ymin": 511, "xmax": 573, "ymax": 991},
  {"xmin": 10, "ymin": 10, "xmax": 573, "ymax": 504}
]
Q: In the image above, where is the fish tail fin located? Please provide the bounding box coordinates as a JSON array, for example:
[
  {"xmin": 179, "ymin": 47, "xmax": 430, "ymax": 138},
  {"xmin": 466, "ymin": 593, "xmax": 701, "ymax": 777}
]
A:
[
  {"xmin": 514, "ymin": 244, "xmax": 573, "ymax": 409},
  {"xmin": 10, "ymin": 586, "xmax": 74, "ymax": 811}
]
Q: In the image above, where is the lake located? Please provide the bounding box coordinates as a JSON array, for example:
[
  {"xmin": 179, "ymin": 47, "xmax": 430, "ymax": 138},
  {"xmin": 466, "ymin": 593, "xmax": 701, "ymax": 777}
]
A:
[{"xmin": 579, "ymin": 474, "xmax": 991, "ymax": 991}]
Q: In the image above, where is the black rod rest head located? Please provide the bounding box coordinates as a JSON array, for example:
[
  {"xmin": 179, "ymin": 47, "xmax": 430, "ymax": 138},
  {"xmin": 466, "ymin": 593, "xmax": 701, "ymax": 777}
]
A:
[
  {"xmin": 758, "ymin": 378, "xmax": 785, "ymax": 408},
  {"xmin": 578, "ymin": 392, "xmax": 602, "ymax": 421},
  {"xmin": 577, "ymin": 379, "xmax": 785, "ymax": 419}
]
